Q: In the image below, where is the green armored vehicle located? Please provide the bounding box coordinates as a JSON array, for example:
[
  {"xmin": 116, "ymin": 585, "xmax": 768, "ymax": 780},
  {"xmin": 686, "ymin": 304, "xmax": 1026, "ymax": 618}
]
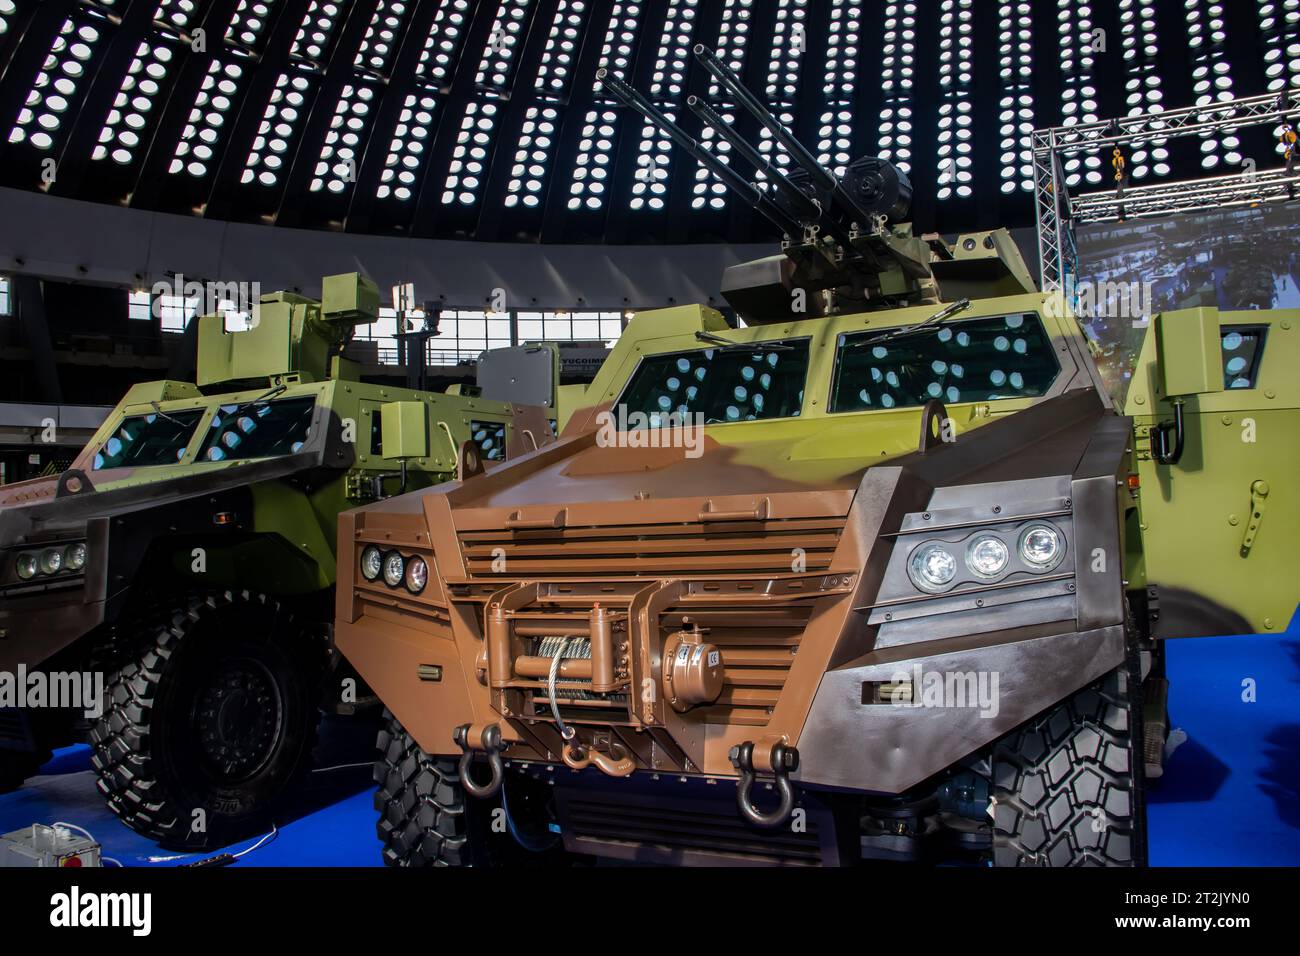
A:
[
  {"xmin": 343, "ymin": 56, "xmax": 1300, "ymax": 869},
  {"xmin": 0, "ymin": 273, "xmax": 555, "ymax": 850},
  {"xmin": 330, "ymin": 55, "xmax": 1210, "ymax": 868},
  {"xmin": 1123, "ymin": 306, "xmax": 1298, "ymax": 639}
]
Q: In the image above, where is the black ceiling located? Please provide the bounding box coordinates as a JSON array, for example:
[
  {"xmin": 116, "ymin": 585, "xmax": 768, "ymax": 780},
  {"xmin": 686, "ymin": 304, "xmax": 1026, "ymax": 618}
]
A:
[{"xmin": 0, "ymin": 0, "xmax": 1291, "ymax": 245}]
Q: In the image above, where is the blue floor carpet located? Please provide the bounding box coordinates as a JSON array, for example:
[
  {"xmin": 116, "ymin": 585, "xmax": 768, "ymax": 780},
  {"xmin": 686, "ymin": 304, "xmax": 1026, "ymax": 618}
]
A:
[
  {"xmin": 3, "ymin": 618, "xmax": 1299, "ymax": 867},
  {"xmin": 1147, "ymin": 618, "xmax": 1300, "ymax": 865}
]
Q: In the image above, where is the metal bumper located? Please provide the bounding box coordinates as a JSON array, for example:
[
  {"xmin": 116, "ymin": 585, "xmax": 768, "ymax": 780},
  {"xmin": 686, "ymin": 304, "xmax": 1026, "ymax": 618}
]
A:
[{"xmin": 0, "ymin": 583, "xmax": 104, "ymax": 673}]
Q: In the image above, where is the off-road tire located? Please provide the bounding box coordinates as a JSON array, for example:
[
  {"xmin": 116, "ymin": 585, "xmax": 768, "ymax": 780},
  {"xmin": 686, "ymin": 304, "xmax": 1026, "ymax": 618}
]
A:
[
  {"xmin": 990, "ymin": 660, "xmax": 1146, "ymax": 866},
  {"xmin": 89, "ymin": 591, "xmax": 325, "ymax": 850},
  {"xmin": 374, "ymin": 711, "xmax": 475, "ymax": 867},
  {"xmin": 0, "ymin": 749, "xmax": 49, "ymax": 792}
]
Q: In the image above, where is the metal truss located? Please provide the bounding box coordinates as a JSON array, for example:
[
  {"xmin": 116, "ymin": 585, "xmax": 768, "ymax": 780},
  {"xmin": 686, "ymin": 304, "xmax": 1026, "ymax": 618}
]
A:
[
  {"xmin": 1071, "ymin": 168, "xmax": 1300, "ymax": 224},
  {"xmin": 1033, "ymin": 87, "xmax": 1300, "ymax": 292}
]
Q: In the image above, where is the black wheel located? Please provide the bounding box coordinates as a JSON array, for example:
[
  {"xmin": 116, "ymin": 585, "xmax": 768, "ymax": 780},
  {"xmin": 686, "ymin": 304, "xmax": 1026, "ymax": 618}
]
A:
[
  {"xmin": 89, "ymin": 591, "xmax": 326, "ymax": 850},
  {"xmin": 374, "ymin": 711, "xmax": 481, "ymax": 867},
  {"xmin": 0, "ymin": 749, "xmax": 49, "ymax": 792},
  {"xmin": 373, "ymin": 712, "xmax": 564, "ymax": 868},
  {"xmin": 989, "ymin": 658, "xmax": 1146, "ymax": 867}
]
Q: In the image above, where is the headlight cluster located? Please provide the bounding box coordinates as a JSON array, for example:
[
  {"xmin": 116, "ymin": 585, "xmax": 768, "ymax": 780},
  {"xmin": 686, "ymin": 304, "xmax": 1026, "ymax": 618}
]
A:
[
  {"xmin": 906, "ymin": 523, "xmax": 1065, "ymax": 594},
  {"xmin": 14, "ymin": 542, "xmax": 87, "ymax": 581},
  {"xmin": 360, "ymin": 545, "xmax": 427, "ymax": 595}
]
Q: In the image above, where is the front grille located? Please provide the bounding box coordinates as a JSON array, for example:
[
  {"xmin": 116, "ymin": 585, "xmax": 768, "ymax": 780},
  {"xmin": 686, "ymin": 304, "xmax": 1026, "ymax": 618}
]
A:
[
  {"xmin": 459, "ymin": 516, "xmax": 844, "ymax": 577},
  {"xmin": 558, "ymin": 787, "xmax": 825, "ymax": 866}
]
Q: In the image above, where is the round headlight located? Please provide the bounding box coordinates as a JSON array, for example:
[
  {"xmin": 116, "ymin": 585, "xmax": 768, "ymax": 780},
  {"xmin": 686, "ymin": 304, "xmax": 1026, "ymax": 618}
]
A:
[
  {"xmin": 966, "ymin": 535, "xmax": 1009, "ymax": 579},
  {"xmin": 1019, "ymin": 524, "xmax": 1063, "ymax": 570},
  {"xmin": 15, "ymin": 553, "xmax": 37, "ymax": 580},
  {"xmin": 360, "ymin": 545, "xmax": 383, "ymax": 581},
  {"xmin": 404, "ymin": 557, "xmax": 428, "ymax": 594},
  {"xmin": 382, "ymin": 552, "xmax": 406, "ymax": 588},
  {"xmin": 64, "ymin": 543, "xmax": 87, "ymax": 572},
  {"xmin": 909, "ymin": 543, "xmax": 958, "ymax": 592},
  {"xmin": 39, "ymin": 548, "xmax": 63, "ymax": 576}
]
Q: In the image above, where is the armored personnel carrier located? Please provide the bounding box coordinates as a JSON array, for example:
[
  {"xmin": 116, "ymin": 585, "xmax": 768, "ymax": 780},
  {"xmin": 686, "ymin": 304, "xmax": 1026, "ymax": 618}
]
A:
[
  {"xmin": 334, "ymin": 51, "xmax": 1224, "ymax": 867},
  {"xmin": 1123, "ymin": 306, "xmax": 1297, "ymax": 640},
  {"xmin": 0, "ymin": 273, "xmax": 555, "ymax": 850}
]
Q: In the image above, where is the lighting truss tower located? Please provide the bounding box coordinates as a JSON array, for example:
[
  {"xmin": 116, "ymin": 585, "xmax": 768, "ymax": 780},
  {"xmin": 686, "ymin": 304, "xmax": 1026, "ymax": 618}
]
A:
[{"xmin": 1032, "ymin": 88, "xmax": 1300, "ymax": 293}]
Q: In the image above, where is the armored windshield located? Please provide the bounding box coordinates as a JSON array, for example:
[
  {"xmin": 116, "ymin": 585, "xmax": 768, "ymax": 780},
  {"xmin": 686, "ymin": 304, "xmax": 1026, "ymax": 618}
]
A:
[
  {"xmin": 92, "ymin": 410, "xmax": 205, "ymax": 470},
  {"xmin": 618, "ymin": 340, "xmax": 810, "ymax": 425},
  {"xmin": 830, "ymin": 312, "xmax": 1059, "ymax": 413},
  {"xmin": 198, "ymin": 396, "xmax": 316, "ymax": 462}
]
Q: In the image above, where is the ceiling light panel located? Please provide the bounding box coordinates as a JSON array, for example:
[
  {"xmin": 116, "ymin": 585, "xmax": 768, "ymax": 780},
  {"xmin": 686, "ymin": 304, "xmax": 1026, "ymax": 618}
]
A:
[
  {"xmin": 693, "ymin": 0, "xmax": 755, "ymax": 211},
  {"xmin": 1119, "ymin": 0, "xmax": 1168, "ymax": 180},
  {"xmin": 936, "ymin": 0, "xmax": 974, "ymax": 200},
  {"xmin": 874, "ymin": 1, "xmax": 917, "ymax": 174},
  {"xmin": 505, "ymin": 0, "xmax": 591, "ymax": 209},
  {"xmin": 998, "ymin": 0, "xmax": 1035, "ymax": 193},
  {"xmin": 568, "ymin": 0, "xmax": 643, "ymax": 211},
  {"xmin": 1058, "ymin": 0, "xmax": 1102, "ymax": 187},
  {"xmin": 759, "ymin": 0, "xmax": 809, "ymax": 174},
  {"xmin": 9, "ymin": 14, "xmax": 106, "ymax": 153},
  {"xmin": 815, "ymin": 0, "xmax": 861, "ymax": 178},
  {"xmin": 1184, "ymin": 1, "xmax": 1237, "ymax": 170},
  {"xmin": 630, "ymin": 0, "xmax": 699, "ymax": 211}
]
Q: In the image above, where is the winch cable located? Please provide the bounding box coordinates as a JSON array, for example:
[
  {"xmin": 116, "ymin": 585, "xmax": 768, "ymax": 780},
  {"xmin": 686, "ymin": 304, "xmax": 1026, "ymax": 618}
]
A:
[{"xmin": 546, "ymin": 635, "xmax": 581, "ymax": 742}]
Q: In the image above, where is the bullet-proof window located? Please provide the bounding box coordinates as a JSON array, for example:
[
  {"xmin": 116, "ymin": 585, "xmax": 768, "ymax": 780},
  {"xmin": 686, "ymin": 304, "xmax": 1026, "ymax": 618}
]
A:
[
  {"xmin": 1221, "ymin": 325, "xmax": 1267, "ymax": 390},
  {"xmin": 198, "ymin": 396, "xmax": 316, "ymax": 462},
  {"xmin": 831, "ymin": 312, "xmax": 1059, "ymax": 413},
  {"xmin": 92, "ymin": 409, "xmax": 205, "ymax": 470},
  {"xmin": 618, "ymin": 339, "xmax": 810, "ymax": 425}
]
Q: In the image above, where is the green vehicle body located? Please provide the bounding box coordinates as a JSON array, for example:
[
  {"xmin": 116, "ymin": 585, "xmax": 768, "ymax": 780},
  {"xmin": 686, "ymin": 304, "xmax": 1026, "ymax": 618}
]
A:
[
  {"xmin": 0, "ymin": 273, "xmax": 556, "ymax": 848},
  {"xmin": 1124, "ymin": 306, "xmax": 1299, "ymax": 637}
]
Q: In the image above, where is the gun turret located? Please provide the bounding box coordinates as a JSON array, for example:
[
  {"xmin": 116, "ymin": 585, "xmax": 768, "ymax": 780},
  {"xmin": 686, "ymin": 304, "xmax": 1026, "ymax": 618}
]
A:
[
  {"xmin": 684, "ymin": 94, "xmax": 854, "ymax": 248},
  {"xmin": 596, "ymin": 69, "xmax": 804, "ymax": 237},
  {"xmin": 601, "ymin": 46, "xmax": 1034, "ymax": 323},
  {"xmin": 196, "ymin": 273, "xmax": 379, "ymax": 388},
  {"xmin": 692, "ymin": 44, "xmax": 884, "ymax": 230}
]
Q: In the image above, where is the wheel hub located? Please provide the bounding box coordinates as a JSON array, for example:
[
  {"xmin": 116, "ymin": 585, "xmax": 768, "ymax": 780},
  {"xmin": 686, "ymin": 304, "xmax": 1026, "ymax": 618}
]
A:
[{"xmin": 195, "ymin": 658, "xmax": 283, "ymax": 782}]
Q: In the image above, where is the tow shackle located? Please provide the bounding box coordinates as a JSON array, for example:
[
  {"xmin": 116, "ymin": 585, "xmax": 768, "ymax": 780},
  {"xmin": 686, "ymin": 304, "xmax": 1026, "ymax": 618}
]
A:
[
  {"xmin": 730, "ymin": 740, "xmax": 799, "ymax": 829},
  {"xmin": 453, "ymin": 723, "xmax": 506, "ymax": 799}
]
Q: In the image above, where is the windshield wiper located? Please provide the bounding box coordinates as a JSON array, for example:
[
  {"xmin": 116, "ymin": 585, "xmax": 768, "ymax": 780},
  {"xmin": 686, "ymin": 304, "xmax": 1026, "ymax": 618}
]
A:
[
  {"xmin": 861, "ymin": 298, "xmax": 972, "ymax": 346},
  {"xmin": 149, "ymin": 401, "xmax": 185, "ymax": 426},
  {"xmin": 694, "ymin": 330, "xmax": 796, "ymax": 352},
  {"xmin": 223, "ymin": 383, "xmax": 288, "ymax": 422}
]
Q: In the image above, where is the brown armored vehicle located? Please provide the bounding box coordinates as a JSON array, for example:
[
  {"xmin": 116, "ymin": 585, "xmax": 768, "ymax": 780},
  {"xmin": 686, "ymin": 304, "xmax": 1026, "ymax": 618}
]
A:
[{"xmin": 335, "ymin": 54, "xmax": 1166, "ymax": 866}]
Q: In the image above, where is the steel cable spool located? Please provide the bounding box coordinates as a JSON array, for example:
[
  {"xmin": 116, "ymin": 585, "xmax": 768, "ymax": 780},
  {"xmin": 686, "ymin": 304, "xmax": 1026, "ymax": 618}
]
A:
[{"xmin": 538, "ymin": 636, "xmax": 594, "ymax": 741}]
